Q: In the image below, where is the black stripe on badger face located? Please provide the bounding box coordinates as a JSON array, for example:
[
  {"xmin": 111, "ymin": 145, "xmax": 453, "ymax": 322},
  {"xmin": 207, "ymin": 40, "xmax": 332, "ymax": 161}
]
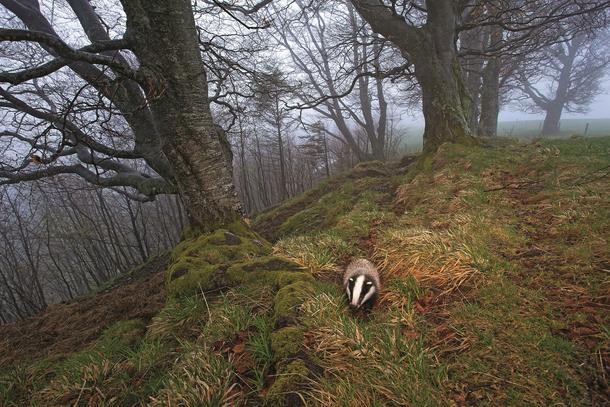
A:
[{"xmin": 346, "ymin": 274, "xmax": 377, "ymax": 309}]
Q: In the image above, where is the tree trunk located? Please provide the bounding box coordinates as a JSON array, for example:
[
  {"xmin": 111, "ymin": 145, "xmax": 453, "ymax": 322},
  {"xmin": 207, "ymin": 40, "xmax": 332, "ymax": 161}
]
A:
[
  {"xmin": 276, "ymin": 115, "xmax": 288, "ymax": 201},
  {"xmin": 541, "ymin": 63, "xmax": 572, "ymax": 136},
  {"xmin": 459, "ymin": 27, "xmax": 486, "ymax": 135},
  {"xmin": 323, "ymin": 134, "xmax": 331, "ymax": 177},
  {"xmin": 478, "ymin": 57, "xmax": 501, "ymax": 137},
  {"xmin": 540, "ymin": 35, "xmax": 582, "ymax": 136},
  {"xmin": 121, "ymin": 0, "xmax": 241, "ymax": 230},
  {"xmin": 414, "ymin": 49, "xmax": 474, "ymax": 151},
  {"xmin": 541, "ymin": 103, "xmax": 564, "ymax": 135},
  {"xmin": 350, "ymin": 0, "xmax": 475, "ymax": 152}
]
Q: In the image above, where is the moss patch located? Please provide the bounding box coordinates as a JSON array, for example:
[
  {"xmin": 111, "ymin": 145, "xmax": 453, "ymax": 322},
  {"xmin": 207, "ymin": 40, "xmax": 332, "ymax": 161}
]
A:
[
  {"xmin": 165, "ymin": 219, "xmax": 319, "ymax": 405},
  {"xmin": 270, "ymin": 327, "xmax": 306, "ymax": 361},
  {"xmin": 166, "ymin": 221, "xmax": 271, "ymax": 297},
  {"xmin": 265, "ymin": 359, "xmax": 310, "ymax": 406},
  {"xmin": 273, "ymin": 281, "xmax": 315, "ymax": 324}
]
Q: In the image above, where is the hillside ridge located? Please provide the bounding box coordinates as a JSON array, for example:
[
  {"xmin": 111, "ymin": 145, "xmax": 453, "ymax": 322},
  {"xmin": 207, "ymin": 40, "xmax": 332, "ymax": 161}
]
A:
[{"xmin": 1, "ymin": 137, "xmax": 609, "ymax": 406}]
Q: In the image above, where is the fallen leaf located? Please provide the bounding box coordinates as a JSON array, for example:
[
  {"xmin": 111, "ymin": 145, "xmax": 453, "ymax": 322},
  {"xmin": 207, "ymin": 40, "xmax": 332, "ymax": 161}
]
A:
[{"xmin": 232, "ymin": 343, "xmax": 246, "ymax": 354}]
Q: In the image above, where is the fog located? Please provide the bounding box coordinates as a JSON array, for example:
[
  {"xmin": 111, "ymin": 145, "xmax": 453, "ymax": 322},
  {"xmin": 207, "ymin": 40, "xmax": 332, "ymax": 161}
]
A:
[
  {"xmin": 402, "ymin": 80, "xmax": 610, "ymax": 127},
  {"xmin": 500, "ymin": 85, "xmax": 610, "ymax": 122}
]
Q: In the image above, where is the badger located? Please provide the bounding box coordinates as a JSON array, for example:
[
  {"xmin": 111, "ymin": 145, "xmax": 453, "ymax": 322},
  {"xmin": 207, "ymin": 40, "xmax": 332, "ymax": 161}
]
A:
[{"xmin": 343, "ymin": 258, "xmax": 380, "ymax": 310}]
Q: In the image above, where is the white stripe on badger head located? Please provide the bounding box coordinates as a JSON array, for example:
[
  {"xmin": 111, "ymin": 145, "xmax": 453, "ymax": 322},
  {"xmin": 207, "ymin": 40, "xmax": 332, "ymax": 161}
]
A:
[
  {"xmin": 346, "ymin": 285, "xmax": 351, "ymax": 301},
  {"xmin": 360, "ymin": 286, "xmax": 376, "ymax": 307},
  {"xmin": 351, "ymin": 275, "xmax": 365, "ymax": 307}
]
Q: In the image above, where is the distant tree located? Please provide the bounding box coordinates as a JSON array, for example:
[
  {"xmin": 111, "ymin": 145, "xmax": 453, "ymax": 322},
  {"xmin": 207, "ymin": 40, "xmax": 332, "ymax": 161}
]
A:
[
  {"xmin": 0, "ymin": 179, "xmax": 183, "ymax": 322},
  {"xmin": 253, "ymin": 66, "xmax": 293, "ymax": 200},
  {"xmin": 515, "ymin": 29, "xmax": 610, "ymax": 135},
  {"xmin": 271, "ymin": 1, "xmax": 406, "ymax": 161},
  {"xmin": 299, "ymin": 121, "xmax": 331, "ymax": 178}
]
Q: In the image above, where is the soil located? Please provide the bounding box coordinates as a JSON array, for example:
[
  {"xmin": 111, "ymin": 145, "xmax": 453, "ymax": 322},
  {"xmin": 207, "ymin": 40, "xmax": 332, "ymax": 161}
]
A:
[{"xmin": 0, "ymin": 253, "xmax": 169, "ymax": 366}]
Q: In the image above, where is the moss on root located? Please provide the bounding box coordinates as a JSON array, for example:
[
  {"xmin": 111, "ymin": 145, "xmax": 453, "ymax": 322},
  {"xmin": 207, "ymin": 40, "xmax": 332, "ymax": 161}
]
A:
[
  {"xmin": 270, "ymin": 327, "xmax": 306, "ymax": 362},
  {"xmin": 265, "ymin": 277, "xmax": 318, "ymax": 405},
  {"xmin": 166, "ymin": 221, "xmax": 272, "ymax": 297},
  {"xmin": 164, "ymin": 219, "xmax": 320, "ymax": 406},
  {"xmin": 265, "ymin": 359, "xmax": 310, "ymax": 406},
  {"xmin": 273, "ymin": 281, "xmax": 315, "ymax": 324}
]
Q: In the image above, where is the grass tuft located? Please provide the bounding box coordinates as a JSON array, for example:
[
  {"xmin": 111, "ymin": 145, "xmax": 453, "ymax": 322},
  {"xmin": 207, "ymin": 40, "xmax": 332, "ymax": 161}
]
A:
[
  {"xmin": 374, "ymin": 227, "xmax": 483, "ymax": 296},
  {"xmin": 273, "ymin": 232, "xmax": 353, "ymax": 278}
]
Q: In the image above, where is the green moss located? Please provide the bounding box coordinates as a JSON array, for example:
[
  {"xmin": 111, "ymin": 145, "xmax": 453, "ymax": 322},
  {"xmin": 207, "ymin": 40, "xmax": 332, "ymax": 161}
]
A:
[
  {"xmin": 273, "ymin": 281, "xmax": 315, "ymax": 323},
  {"xmin": 166, "ymin": 225, "xmax": 271, "ymax": 297},
  {"xmin": 273, "ymin": 271, "xmax": 314, "ymax": 288},
  {"xmin": 167, "ymin": 266, "xmax": 217, "ymax": 297},
  {"xmin": 270, "ymin": 327, "xmax": 305, "ymax": 361},
  {"xmin": 222, "ymin": 256, "xmax": 302, "ymax": 287},
  {"xmin": 265, "ymin": 359, "xmax": 310, "ymax": 406}
]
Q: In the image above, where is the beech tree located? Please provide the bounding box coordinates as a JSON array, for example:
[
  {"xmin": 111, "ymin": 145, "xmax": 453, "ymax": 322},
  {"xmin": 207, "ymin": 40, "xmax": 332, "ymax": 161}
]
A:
[
  {"xmin": 349, "ymin": 0, "xmax": 610, "ymax": 151},
  {"xmin": 0, "ymin": 0, "xmax": 257, "ymax": 229},
  {"xmin": 516, "ymin": 29, "xmax": 610, "ymax": 135},
  {"xmin": 348, "ymin": 0, "xmax": 477, "ymax": 151}
]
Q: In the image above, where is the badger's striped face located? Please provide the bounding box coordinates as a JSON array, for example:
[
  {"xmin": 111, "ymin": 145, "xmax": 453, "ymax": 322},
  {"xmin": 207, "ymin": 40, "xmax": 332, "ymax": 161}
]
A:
[{"xmin": 346, "ymin": 274, "xmax": 377, "ymax": 309}]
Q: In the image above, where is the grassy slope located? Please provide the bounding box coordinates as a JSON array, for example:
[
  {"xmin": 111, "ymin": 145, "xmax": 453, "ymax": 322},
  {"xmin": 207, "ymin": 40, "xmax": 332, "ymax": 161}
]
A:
[{"xmin": 1, "ymin": 137, "xmax": 608, "ymax": 406}]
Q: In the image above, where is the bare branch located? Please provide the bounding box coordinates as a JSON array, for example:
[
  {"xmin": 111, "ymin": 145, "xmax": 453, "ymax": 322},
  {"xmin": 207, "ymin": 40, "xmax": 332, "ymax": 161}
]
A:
[
  {"xmin": 0, "ymin": 38, "xmax": 130, "ymax": 85},
  {"xmin": 0, "ymin": 29, "xmax": 145, "ymax": 83}
]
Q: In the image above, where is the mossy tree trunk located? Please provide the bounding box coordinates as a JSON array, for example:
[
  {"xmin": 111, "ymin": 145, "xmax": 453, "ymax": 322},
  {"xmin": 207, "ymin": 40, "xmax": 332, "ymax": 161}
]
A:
[
  {"xmin": 412, "ymin": 38, "xmax": 474, "ymax": 151},
  {"xmin": 350, "ymin": 0, "xmax": 476, "ymax": 152},
  {"xmin": 120, "ymin": 0, "xmax": 241, "ymax": 230}
]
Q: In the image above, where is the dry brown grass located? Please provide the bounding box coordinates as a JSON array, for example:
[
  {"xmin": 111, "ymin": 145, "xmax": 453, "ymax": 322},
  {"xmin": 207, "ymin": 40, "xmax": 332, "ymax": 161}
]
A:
[
  {"xmin": 298, "ymin": 293, "xmax": 443, "ymax": 406},
  {"xmin": 273, "ymin": 234, "xmax": 351, "ymax": 278},
  {"xmin": 374, "ymin": 227, "xmax": 482, "ymax": 296},
  {"xmin": 148, "ymin": 347, "xmax": 241, "ymax": 407}
]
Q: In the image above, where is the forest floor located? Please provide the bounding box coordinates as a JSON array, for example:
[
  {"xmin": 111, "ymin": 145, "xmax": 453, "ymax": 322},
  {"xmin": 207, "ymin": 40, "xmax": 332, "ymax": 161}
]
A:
[
  {"xmin": 0, "ymin": 254, "xmax": 169, "ymax": 366},
  {"xmin": 0, "ymin": 136, "xmax": 608, "ymax": 406}
]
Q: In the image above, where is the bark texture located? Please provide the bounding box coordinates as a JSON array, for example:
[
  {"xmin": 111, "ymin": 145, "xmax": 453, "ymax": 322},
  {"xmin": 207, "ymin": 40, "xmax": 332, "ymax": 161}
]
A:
[
  {"xmin": 350, "ymin": 0, "xmax": 476, "ymax": 152},
  {"xmin": 120, "ymin": 0, "xmax": 241, "ymax": 229}
]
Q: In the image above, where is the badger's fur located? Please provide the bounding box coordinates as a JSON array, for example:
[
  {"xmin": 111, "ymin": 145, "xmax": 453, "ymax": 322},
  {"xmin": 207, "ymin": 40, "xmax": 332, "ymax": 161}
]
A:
[{"xmin": 343, "ymin": 258, "xmax": 380, "ymax": 310}]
